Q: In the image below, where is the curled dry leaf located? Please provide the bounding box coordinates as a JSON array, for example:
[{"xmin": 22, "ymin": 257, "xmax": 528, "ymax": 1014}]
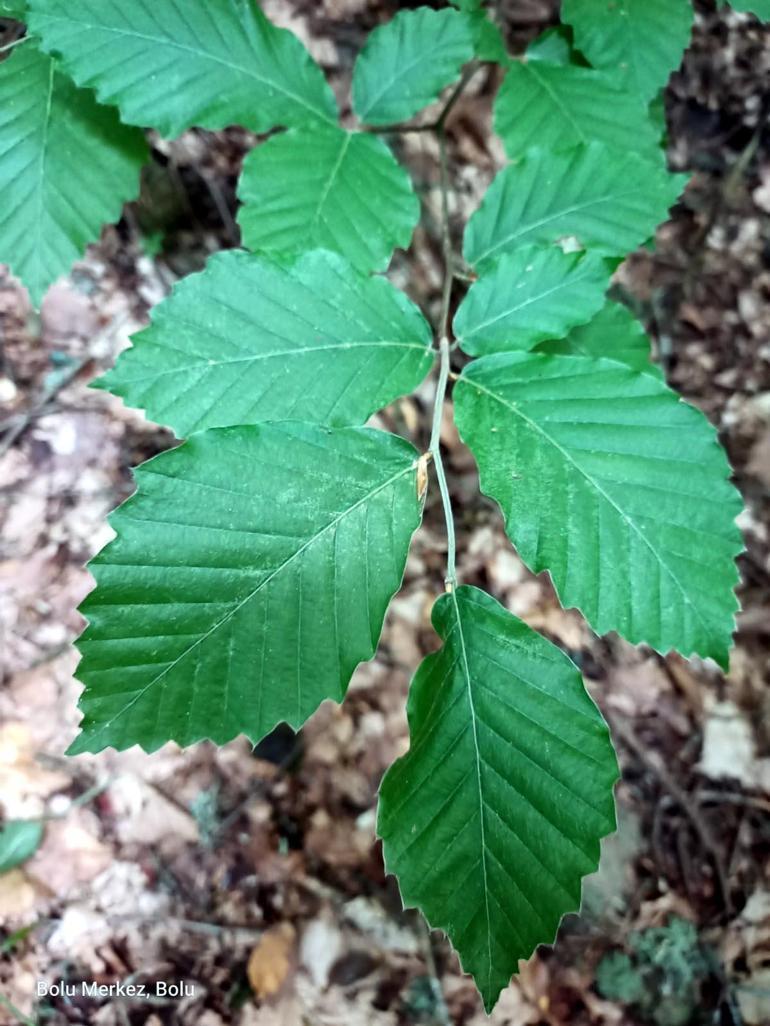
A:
[{"xmin": 247, "ymin": 923, "xmax": 297, "ymax": 1000}]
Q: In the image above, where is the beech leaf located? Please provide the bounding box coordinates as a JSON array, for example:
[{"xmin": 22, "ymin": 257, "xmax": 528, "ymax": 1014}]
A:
[
  {"xmin": 455, "ymin": 354, "xmax": 743, "ymax": 667},
  {"xmin": 379, "ymin": 585, "xmax": 618, "ymax": 1012},
  {"xmin": 98, "ymin": 249, "xmax": 434, "ymax": 436},
  {"xmin": 0, "ymin": 43, "xmax": 146, "ymax": 306},
  {"xmin": 352, "ymin": 6, "xmax": 474, "ymax": 126},
  {"xmin": 71, "ymin": 423, "xmax": 424, "ymax": 755},
  {"xmin": 237, "ymin": 126, "xmax": 419, "ymax": 273},
  {"xmin": 27, "ymin": 0, "xmax": 337, "ymax": 136}
]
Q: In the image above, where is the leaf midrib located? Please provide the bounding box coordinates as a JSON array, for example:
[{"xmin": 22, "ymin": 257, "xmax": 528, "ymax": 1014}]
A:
[
  {"xmin": 451, "ymin": 591, "xmax": 495, "ymax": 999},
  {"xmin": 81, "ymin": 460, "xmax": 416, "ymax": 745},
  {"xmin": 523, "ymin": 63, "xmax": 588, "ymax": 145},
  {"xmin": 310, "ymin": 130, "xmax": 353, "ymax": 229},
  {"xmin": 114, "ymin": 340, "xmax": 430, "ymax": 383},
  {"xmin": 463, "ymin": 375, "xmax": 711, "ymax": 632}
]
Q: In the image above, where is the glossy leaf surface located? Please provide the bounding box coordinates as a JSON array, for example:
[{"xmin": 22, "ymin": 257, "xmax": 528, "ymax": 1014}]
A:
[
  {"xmin": 494, "ymin": 61, "xmax": 658, "ymax": 158},
  {"xmin": 537, "ymin": 301, "xmax": 661, "ymax": 376}
]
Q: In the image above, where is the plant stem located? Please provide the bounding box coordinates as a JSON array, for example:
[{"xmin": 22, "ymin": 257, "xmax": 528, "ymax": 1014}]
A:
[
  {"xmin": 423, "ymin": 70, "xmax": 480, "ymax": 593},
  {"xmin": 436, "ymin": 61, "xmax": 479, "ymax": 132},
  {"xmin": 430, "ymin": 336, "xmax": 457, "ymax": 591},
  {"xmin": 431, "ymin": 127, "xmax": 457, "ymax": 589},
  {"xmin": 436, "ymin": 131, "xmax": 454, "ymax": 343},
  {"xmin": 0, "ymin": 35, "xmax": 29, "ymax": 57},
  {"xmin": 371, "ymin": 65, "xmax": 479, "ymax": 588}
]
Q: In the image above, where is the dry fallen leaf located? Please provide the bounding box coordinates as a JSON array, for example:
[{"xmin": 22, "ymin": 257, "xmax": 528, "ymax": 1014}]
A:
[
  {"xmin": 0, "ymin": 722, "xmax": 69, "ymax": 819},
  {"xmin": 0, "ymin": 868, "xmax": 41, "ymax": 923},
  {"xmin": 698, "ymin": 699, "xmax": 759, "ymax": 786},
  {"xmin": 26, "ymin": 813, "xmax": 111, "ymax": 900},
  {"xmin": 723, "ymin": 890, "xmax": 770, "ymax": 1025},
  {"xmin": 247, "ymin": 923, "xmax": 296, "ymax": 1000},
  {"xmin": 299, "ymin": 913, "xmax": 344, "ymax": 989},
  {"xmin": 416, "ymin": 451, "xmax": 430, "ymax": 500}
]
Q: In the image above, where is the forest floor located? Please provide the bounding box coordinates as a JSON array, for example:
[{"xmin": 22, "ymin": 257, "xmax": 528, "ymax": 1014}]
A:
[{"xmin": 1, "ymin": 2, "xmax": 769, "ymax": 1024}]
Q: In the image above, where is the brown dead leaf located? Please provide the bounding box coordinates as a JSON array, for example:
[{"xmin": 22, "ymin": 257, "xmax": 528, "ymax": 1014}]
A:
[
  {"xmin": 723, "ymin": 890, "xmax": 770, "ymax": 1025},
  {"xmin": 247, "ymin": 923, "xmax": 296, "ymax": 1000},
  {"xmin": 697, "ymin": 698, "xmax": 757, "ymax": 786},
  {"xmin": 747, "ymin": 432, "xmax": 770, "ymax": 488},
  {"xmin": 26, "ymin": 813, "xmax": 111, "ymax": 899},
  {"xmin": 299, "ymin": 913, "xmax": 344, "ymax": 989},
  {"xmin": 0, "ymin": 868, "xmax": 41, "ymax": 923},
  {"xmin": 416, "ymin": 452, "xmax": 430, "ymax": 501},
  {"xmin": 0, "ymin": 722, "xmax": 69, "ymax": 818}
]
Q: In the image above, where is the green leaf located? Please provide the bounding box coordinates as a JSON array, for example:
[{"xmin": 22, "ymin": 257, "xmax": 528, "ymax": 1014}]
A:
[
  {"xmin": 648, "ymin": 93, "xmax": 668, "ymax": 144},
  {"xmin": 237, "ymin": 126, "xmax": 418, "ymax": 273},
  {"xmin": 537, "ymin": 300, "xmax": 662, "ymax": 376},
  {"xmin": 0, "ymin": 44, "xmax": 147, "ymax": 307},
  {"xmin": 561, "ymin": 0, "xmax": 694, "ymax": 102},
  {"xmin": 469, "ymin": 20, "xmax": 508, "ymax": 64},
  {"xmin": 352, "ymin": 7, "xmax": 474, "ymax": 126},
  {"xmin": 449, "ymin": 0, "xmax": 508, "ymax": 63},
  {"xmin": 99, "ymin": 249, "xmax": 433, "ymax": 436},
  {"xmin": 527, "ymin": 26, "xmax": 578, "ymax": 65},
  {"xmin": 0, "ymin": 1, "xmax": 26, "ymax": 17},
  {"xmin": 0, "ymin": 820, "xmax": 44, "ymax": 873},
  {"xmin": 464, "ymin": 142, "xmax": 686, "ymax": 272},
  {"xmin": 453, "ymin": 247, "xmax": 609, "ymax": 356},
  {"xmin": 494, "ymin": 61, "xmax": 659, "ymax": 159},
  {"xmin": 454, "ymin": 354, "xmax": 743, "ymax": 667},
  {"xmin": 725, "ymin": 0, "xmax": 770, "ymax": 16},
  {"xmin": 71, "ymin": 423, "xmax": 423, "ymax": 755},
  {"xmin": 379, "ymin": 585, "xmax": 618, "ymax": 1013},
  {"xmin": 27, "ymin": 0, "xmax": 337, "ymax": 137}
]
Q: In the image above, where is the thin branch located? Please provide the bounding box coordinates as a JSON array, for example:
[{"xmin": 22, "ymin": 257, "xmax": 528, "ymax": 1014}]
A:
[
  {"xmin": 0, "ymin": 354, "xmax": 93, "ymax": 459},
  {"xmin": 430, "ymin": 336, "xmax": 457, "ymax": 591},
  {"xmin": 416, "ymin": 918, "xmax": 452, "ymax": 1026},
  {"xmin": 0, "ymin": 34, "xmax": 29, "ymax": 57},
  {"xmin": 423, "ymin": 67, "xmax": 479, "ymax": 593},
  {"xmin": 607, "ymin": 712, "xmax": 734, "ymax": 916},
  {"xmin": 113, "ymin": 915, "xmax": 263, "ymax": 944},
  {"xmin": 41, "ymin": 778, "xmax": 112, "ymax": 822},
  {"xmin": 436, "ymin": 131, "xmax": 454, "ymax": 344},
  {"xmin": 0, "ymin": 313, "xmax": 132, "ymax": 459},
  {"xmin": 369, "ymin": 121, "xmax": 436, "ymax": 135},
  {"xmin": 436, "ymin": 61, "xmax": 479, "ymax": 132}
]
